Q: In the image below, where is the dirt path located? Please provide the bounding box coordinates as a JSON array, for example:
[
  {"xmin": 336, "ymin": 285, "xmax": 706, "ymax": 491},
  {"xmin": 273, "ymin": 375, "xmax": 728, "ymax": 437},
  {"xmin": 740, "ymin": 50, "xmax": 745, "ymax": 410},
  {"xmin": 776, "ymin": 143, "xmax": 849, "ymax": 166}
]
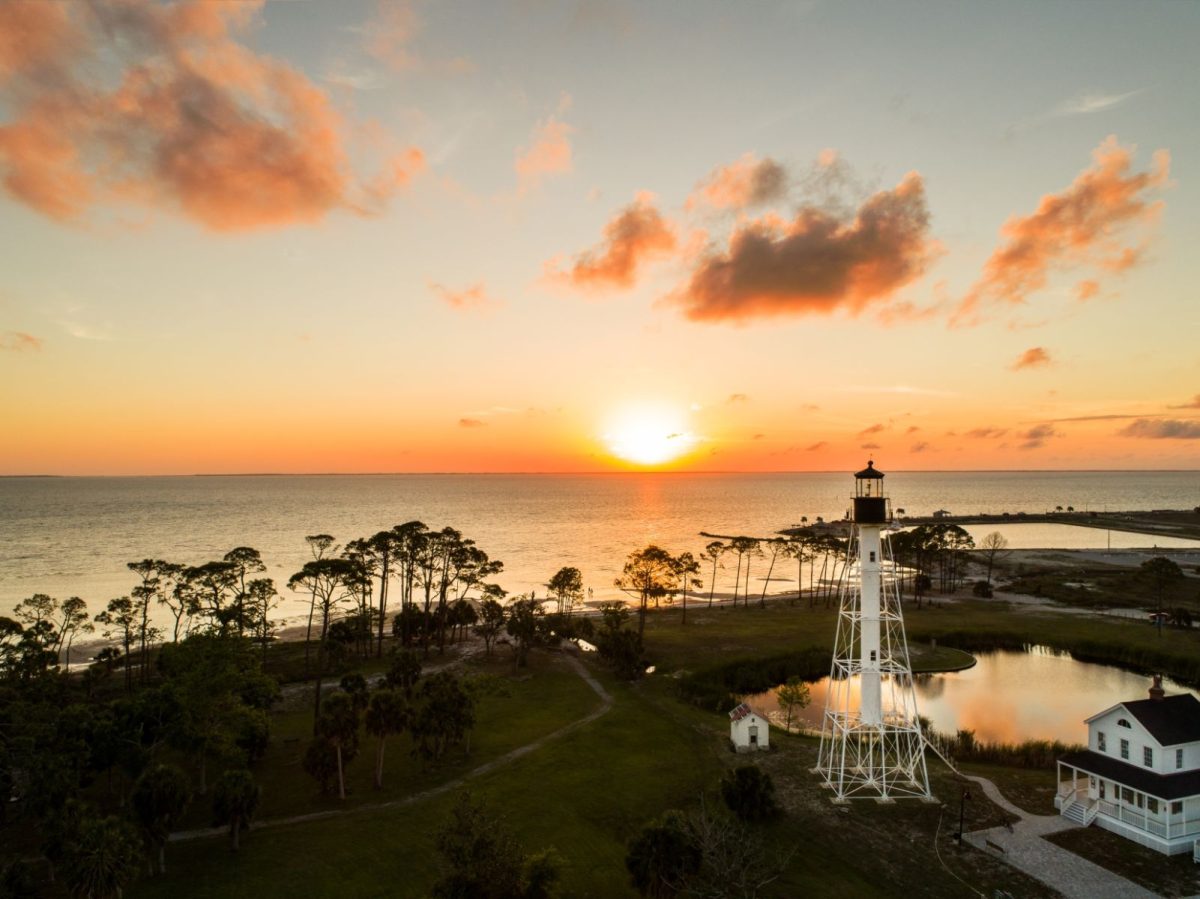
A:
[
  {"xmin": 170, "ymin": 650, "xmax": 612, "ymax": 843},
  {"xmin": 962, "ymin": 774, "xmax": 1159, "ymax": 899}
]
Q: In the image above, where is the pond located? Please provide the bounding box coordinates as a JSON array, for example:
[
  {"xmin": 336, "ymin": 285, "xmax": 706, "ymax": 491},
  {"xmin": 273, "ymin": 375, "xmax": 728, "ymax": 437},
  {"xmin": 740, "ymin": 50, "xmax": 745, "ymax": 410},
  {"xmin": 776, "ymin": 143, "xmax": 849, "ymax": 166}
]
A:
[
  {"xmin": 954, "ymin": 521, "xmax": 1200, "ymax": 550},
  {"xmin": 744, "ymin": 647, "xmax": 1199, "ymax": 745}
]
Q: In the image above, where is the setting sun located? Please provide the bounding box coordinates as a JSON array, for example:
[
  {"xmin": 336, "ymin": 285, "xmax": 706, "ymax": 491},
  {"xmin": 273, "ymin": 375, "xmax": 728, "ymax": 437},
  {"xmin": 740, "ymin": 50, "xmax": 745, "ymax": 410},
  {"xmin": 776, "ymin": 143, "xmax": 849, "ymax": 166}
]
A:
[{"xmin": 603, "ymin": 405, "xmax": 697, "ymax": 466}]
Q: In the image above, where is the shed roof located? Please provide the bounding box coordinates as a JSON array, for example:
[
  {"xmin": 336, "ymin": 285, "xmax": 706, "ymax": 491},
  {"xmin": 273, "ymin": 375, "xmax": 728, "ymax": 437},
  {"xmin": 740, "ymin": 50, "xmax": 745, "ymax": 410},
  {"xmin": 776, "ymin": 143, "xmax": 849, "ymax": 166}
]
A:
[
  {"xmin": 729, "ymin": 703, "xmax": 754, "ymax": 722},
  {"xmin": 1059, "ymin": 749, "xmax": 1200, "ymax": 801}
]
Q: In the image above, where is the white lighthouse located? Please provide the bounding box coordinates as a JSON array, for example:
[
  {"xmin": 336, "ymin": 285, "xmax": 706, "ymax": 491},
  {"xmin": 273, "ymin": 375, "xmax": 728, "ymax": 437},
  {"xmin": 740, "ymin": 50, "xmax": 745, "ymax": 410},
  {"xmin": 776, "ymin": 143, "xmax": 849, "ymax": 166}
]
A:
[{"xmin": 815, "ymin": 462, "xmax": 932, "ymax": 802}]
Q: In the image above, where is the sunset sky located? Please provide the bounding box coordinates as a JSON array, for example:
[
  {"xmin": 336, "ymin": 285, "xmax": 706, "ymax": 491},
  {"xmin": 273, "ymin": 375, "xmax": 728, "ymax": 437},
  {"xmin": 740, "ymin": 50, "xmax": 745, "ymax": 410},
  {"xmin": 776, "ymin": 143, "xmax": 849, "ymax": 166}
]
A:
[{"xmin": 1, "ymin": 0, "xmax": 1198, "ymax": 474}]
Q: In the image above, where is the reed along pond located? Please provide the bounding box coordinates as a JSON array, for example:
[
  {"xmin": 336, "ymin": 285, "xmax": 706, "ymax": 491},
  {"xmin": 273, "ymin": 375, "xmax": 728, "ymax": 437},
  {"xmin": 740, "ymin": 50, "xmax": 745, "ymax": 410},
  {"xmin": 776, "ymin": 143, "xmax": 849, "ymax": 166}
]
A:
[{"xmin": 744, "ymin": 647, "xmax": 1200, "ymax": 744}]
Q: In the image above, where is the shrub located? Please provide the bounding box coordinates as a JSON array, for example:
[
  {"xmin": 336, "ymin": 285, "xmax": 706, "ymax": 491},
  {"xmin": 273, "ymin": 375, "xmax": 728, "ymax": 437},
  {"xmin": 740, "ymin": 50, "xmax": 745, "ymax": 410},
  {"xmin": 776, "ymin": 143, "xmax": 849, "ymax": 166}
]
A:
[{"xmin": 720, "ymin": 766, "xmax": 780, "ymax": 822}]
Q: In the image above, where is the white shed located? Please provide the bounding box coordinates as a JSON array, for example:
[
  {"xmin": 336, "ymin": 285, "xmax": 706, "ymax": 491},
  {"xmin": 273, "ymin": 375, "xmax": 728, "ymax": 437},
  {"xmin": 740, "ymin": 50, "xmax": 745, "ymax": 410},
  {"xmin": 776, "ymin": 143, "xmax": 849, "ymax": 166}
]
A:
[{"xmin": 729, "ymin": 702, "xmax": 769, "ymax": 753}]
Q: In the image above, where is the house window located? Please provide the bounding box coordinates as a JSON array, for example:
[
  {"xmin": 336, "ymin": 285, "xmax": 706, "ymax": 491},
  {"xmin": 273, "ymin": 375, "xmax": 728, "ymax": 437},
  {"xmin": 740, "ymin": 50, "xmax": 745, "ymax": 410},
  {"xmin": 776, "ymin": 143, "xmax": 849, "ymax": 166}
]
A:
[
  {"xmin": 1121, "ymin": 787, "xmax": 1134, "ymax": 804},
  {"xmin": 1171, "ymin": 801, "xmax": 1183, "ymax": 815},
  {"xmin": 1097, "ymin": 732, "xmax": 1106, "ymax": 752},
  {"xmin": 1099, "ymin": 781, "xmax": 1106, "ymax": 799},
  {"xmin": 869, "ymin": 551, "xmax": 876, "ymax": 562},
  {"xmin": 1136, "ymin": 793, "xmax": 1144, "ymax": 809},
  {"xmin": 1143, "ymin": 746, "xmax": 1153, "ymax": 767},
  {"xmin": 1120, "ymin": 738, "xmax": 1129, "ymax": 760},
  {"xmin": 1117, "ymin": 718, "xmax": 1131, "ymax": 728},
  {"xmin": 1147, "ymin": 797, "xmax": 1159, "ymax": 814},
  {"xmin": 1177, "ymin": 748, "xmax": 1184, "ymax": 770}
]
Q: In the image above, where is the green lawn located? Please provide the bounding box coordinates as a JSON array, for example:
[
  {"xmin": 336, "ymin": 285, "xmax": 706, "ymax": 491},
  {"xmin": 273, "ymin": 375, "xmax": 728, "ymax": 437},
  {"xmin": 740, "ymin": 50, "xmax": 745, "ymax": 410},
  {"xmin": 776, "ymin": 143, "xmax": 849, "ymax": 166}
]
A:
[{"xmin": 1045, "ymin": 826, "xmax": 1200, "ymax": 897}]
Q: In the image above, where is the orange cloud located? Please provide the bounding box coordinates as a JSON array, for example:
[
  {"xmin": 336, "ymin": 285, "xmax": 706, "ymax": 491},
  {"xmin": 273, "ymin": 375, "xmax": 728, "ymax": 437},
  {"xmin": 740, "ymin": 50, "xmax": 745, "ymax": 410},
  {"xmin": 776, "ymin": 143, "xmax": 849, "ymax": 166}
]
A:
[
  {"xmin": 554, "ymin": 193, "xmax": 677, "ymax": 289},
  {"xmin": 954, "ymin": 137, "xmax": 1169, "ymax": 325},
  {"xmin": 1074, "ymin": 280, "xmax": 1100, "ymax": 301},
  {"xmin": 805, "ymin": 441, "xmax": 828, "ymax": 451},
  {"xmin": 1118, "ymin": 419, "xmax": 1200, "ymax": 440},
  {"xmin": 1010, "ymin": 347, "xmax": 1052, "ymax": 370},
  {"xmin": 858, "ymin": 423, "xmax": 886, "ymax": 436},
  {"xmin": 0, "ymin": 1, "xmax": 79, "ymax": 82},
  {"xmin": 965, "ymin": 427, "xmax": 1008, "ymax": 439},
  {"xmin": 0, "ymin": 0, "xmax": 421, "ymax": 231},
  {"xmin": 687, "ymin": 153, "xmax": 787, "ymax": 210},
  {"xmin": 458, "ymin": 418, "xmax": 486, "ymax": 429},
  {"xmin": 0, "ymin": 331, "xmax": 42, "ymax": 351},
  {"xmin": 1168, "ymin": 395, "xmax": 1200, "ymax": 410},
  {"xmin": 515, "ymin": 116, "xmax": 573, "ymax": 189},
  {"xmin": 1017, "ymin": 424, "xmax": 1057, "ymax": 450},
  {"xmin": 430, "ymin": 282, "xmax": 500, "ymax": 312},
  {"xmin": 672, "ymin": 172, "xmax": 934, "ymax": 323}
]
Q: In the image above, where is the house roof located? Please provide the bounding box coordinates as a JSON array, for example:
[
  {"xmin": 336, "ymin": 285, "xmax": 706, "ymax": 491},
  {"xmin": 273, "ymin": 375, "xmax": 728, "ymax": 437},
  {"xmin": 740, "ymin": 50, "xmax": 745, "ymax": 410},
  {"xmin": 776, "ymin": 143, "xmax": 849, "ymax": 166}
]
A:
[
  {"xmin": 1059, "ymin": 750, "xmax": 1200, "ymax": 801},
  {"xmin": 1122, "ymin": 694, "xmax": 1200, "ymax": 746},
  {"xmin": 729, "ymin": 703, "xmax": 754, "ymax": 722}
]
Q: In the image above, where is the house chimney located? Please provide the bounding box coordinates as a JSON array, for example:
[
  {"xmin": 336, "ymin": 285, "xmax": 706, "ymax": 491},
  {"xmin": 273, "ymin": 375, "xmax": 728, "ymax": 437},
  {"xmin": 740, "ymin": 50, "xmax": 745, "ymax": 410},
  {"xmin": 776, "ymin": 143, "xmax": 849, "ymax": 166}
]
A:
[{"xmin": 1149, "ymin": 674, "xmax": 1165, "ymax": 702}]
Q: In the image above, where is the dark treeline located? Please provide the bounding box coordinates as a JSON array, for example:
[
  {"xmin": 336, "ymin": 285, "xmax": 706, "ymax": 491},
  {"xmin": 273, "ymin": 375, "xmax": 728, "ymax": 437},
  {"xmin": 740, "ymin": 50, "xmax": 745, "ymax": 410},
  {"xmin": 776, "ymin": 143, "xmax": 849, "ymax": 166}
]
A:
[{"xmin": 676, "ymin": 648, "xmax": 831, "ymax": 713}]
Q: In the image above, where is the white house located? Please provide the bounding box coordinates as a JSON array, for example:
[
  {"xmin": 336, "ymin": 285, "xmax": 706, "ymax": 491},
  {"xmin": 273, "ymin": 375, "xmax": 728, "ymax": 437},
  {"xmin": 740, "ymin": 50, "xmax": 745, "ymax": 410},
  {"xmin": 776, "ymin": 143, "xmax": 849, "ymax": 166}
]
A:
[
  {"xmin": 1056, "ymin": 676, "xmax": 1200, "ymax": 858},
  {"xmin": 729, "ymin": 702, "xmax": 769, "ymax": 753}
]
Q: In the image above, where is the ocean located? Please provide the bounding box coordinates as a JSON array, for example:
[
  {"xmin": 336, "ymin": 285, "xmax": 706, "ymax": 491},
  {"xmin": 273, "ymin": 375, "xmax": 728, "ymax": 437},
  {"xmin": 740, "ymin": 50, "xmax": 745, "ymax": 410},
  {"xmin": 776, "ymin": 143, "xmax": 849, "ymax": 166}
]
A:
[{"xmin": 2, "ymin": 471, "xmax": 1197, "ymax": 624}]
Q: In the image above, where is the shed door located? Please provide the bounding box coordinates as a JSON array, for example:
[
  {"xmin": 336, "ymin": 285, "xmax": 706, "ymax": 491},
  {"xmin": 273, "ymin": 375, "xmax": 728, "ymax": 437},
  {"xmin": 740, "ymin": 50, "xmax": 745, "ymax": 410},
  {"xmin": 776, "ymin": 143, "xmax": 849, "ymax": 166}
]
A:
[{"xmin": 749, "ymin": 725, "xmax": 758, "ymax": 745}]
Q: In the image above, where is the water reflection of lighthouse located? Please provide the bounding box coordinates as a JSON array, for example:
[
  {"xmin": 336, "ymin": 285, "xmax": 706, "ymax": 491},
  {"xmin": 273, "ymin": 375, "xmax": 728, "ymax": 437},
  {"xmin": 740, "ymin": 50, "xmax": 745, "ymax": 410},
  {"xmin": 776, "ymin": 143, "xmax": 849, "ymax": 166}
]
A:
[{"xmin": 815, "ymin": 462, "xmax": 932, "ymax": 802}]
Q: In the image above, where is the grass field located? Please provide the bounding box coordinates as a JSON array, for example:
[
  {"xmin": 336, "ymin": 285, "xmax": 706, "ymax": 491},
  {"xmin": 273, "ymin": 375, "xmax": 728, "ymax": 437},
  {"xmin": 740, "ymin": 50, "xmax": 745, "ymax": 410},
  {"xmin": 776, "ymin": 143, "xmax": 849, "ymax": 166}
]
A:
[{"xmin": 125, "ymin": 591, "xmax": 1200, "ymax": 897}]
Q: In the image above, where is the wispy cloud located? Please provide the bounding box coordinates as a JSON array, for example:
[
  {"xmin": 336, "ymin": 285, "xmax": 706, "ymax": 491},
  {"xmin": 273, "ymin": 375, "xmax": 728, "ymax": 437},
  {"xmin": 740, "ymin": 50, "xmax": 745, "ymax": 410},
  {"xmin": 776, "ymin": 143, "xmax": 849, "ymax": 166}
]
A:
[
  {"xmin": 1055, "ymin": 90, "xmax": 1141, "ymax": 117},
  {"xmin": 954, "ymin": 137, "xmax": 1169, "ymax": 326},
  {"xmin": 840, "ymin": 385, "xmax": 959, "ymax": 397},
  {"xmin": 964, "ymin": 427, "xmax": 1008, "ymax": 439},
  {"xmin": 686, "ymin": 153, "xmax": 788, "ymax": 211},
  {"xmin": 515, "ymin": 101, "xmax": 574, "ymax": 192},
  {"xmin": 0, "ymin": 331, "xmax": 43, "ymax": 351},
  {"xmin": 1010, "ymin": 347, "xmax": 1052, "ymax": 370},
  {"xmin": 458, "ymin": 418, "xmax": 487, "ymax": 429},
  {"xmin": 1118, "ymin": 419, "xmax": 1200, "ymax": 440},
  {"xmin": 429, "ymin": 282, "xmax": 502, "ymax": 313},
  {"xmin": 1168, "ymin": 395, "xmax": 1200, "ymax": 410},
  {"xmin": 1017, "ymin": 424, "xmax": 1058, "ymax": 450},
  {"xmin": 726, "ymin": 393, "xmax": 749, "ymax": 404}
]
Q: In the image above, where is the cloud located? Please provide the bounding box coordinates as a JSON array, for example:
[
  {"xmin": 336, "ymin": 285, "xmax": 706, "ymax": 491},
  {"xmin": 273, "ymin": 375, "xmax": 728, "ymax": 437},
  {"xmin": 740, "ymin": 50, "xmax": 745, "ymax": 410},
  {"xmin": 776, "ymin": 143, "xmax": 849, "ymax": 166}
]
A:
[
  {"xmin": 1055, "ymin": 91, "xmax": 1141, "ymax": 117},
  {"xmin": 1168, "ymin": 395, "xmax": 1200, "ymax": 410},
  {"xmin": 857, "ymin": 423, "xmax": 886, "ymax": 437},
  {"xmin": 910, "ymin": 441, "xmax": 929, "ymax": 453},
  {"xmin": 458, "ymin": 418, "xmax": 486, "ymax": 429},
  {"xmin": 752, "ymin": 433, "xmax": 766, "ymax": 440},
  {"xmin": 726, "ymin": 393, "xmax": 749, "ymax": 404},
  {"xmin": 551, "ymin": 193, "xmax": 676, "ymax": 289},
  {"xmin": 0, "ymin": 1, "xmax": 423, "ymax": 230},
  {"xmin": 672, "ymin": 172, "xmax": 935, "ymax": 323},
  {"xmin": 804, "ymin": 441, "xmax": 828, "ymax": 451},
  {"xmin": 905, "ymin": 426, "xmax": 920, "ymax": 434},
  {"xmin": 0, "ymin": 330, "xmax": 42, "ymax": 351},
  {"xmin": 840, "ymin": 384, "xmax": 959, "ymax": 397},
  {"xmin": 1118, "ymin": 419, "xmax": 1200, "ymax": 440},
  {"xmin": 954, "ymin": 137, "xmax": 1169, "ymax": 325},
  {"xmin": 1074, "ymin": 280, "xmax": 1100, "ymax": 301},
  {"xmin": 687, "ymin": 153, "xmax": 788, "ymax": 211},
  {"xmin": 430, "ymin": 282, "xmax": 501, "ymax": 313},
  {"xmin": 1010, "ymin": 347, "xmax": 1052, "ymax": 370},
  {"xmin": 861, "ymin": 442, "xmax": 881, "ymax": 450},
  {"xmin": 1017, "ymin": 424, "xmax": 1058, "ymax": 450},
  {"xmin": 515, "ymin": 116, "xmax": 573, "ymax": 190},
  {"xmin": 1035, "ymin": 413, "xmax": 1139, "ymax": 423},
  {"xmin": 964, "ymin": 427, "xmax": 1008, "ymax": 439}
]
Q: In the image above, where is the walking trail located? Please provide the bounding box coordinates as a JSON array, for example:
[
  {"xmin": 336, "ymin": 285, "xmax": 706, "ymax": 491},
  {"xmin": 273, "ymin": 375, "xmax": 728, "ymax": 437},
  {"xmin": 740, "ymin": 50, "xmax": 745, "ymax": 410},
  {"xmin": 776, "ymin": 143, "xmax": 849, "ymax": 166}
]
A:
[
  {"xmin": 962, "ymin": 774, "xmax": 1160, "ymax": 899},
  {"xmin": 171, "ymin": 649, "xmax": 612, "ymax": 843}
]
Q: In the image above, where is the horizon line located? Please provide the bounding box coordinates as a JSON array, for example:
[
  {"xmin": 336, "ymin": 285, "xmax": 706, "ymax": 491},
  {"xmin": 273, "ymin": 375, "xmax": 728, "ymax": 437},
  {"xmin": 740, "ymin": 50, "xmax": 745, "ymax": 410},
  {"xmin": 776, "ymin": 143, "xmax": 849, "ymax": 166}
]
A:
[{"xmin": 3, "ymin": 468, "xmax": 1199, "ymax": 479}]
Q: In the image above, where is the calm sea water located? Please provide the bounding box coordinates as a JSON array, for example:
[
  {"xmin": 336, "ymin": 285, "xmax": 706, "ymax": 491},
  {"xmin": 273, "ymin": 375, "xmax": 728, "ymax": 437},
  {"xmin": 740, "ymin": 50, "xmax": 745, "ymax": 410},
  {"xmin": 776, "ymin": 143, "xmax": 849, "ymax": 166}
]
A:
[{"xmin": 1, "ymin": 471, "xmax": 1197, "ymax": 623}]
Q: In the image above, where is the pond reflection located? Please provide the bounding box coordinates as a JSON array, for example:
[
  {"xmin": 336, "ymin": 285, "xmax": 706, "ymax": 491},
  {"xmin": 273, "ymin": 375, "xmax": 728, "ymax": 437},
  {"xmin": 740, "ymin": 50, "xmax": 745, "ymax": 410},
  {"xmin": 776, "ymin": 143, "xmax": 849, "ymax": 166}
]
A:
[{"xmin": 746, "ymin": 648, "xmax": 1199, "ymax": 744}]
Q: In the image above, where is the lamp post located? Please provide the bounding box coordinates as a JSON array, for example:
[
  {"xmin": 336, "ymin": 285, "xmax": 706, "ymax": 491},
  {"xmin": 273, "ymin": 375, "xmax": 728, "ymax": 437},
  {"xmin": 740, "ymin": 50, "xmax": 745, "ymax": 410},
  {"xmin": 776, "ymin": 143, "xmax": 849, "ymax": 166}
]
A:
[{"xmin": 957, "ymin": 787, "xmax": 972, "ymax": 845}]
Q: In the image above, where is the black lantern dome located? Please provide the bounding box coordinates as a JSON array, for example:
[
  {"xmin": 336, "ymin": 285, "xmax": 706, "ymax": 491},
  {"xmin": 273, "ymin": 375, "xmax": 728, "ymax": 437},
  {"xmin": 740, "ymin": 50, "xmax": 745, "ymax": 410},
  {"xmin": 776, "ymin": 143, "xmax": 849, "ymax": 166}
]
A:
[{"xmin": 852, "ymin": 460, "xmax": 890, "ymax": 524}]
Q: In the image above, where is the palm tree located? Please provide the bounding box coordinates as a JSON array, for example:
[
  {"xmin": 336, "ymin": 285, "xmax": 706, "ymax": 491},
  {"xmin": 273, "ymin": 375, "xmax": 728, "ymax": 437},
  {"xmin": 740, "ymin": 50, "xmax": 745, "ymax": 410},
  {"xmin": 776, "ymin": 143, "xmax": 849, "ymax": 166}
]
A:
[
  {"xmin": 212, "ymin": 770, "xmax": 260, "ymax": 853},
  {"xmin": 61, "ymin": 815, "xmax": 142, "ymax": 899},
  {"xmin": 701, "ymin": 541, "xmax": 724, "ymax": 607},
  {"xmin": 365, "ymin": 689, "xmax": 408, "ymax": 789},
  {"xmin": 132, "ymin": 764, "xmax": 191, "ymax": 875},
  {"xmin": 672, "ymin": 552, "xmax": 702, "ymax": 625},
  {"xmin": 317, "ymin": 692, "xmax": 360, "ymax": 800},
  {"xmin": 758, "ymin": 538, "xmax": 787, "ymax": 608}
]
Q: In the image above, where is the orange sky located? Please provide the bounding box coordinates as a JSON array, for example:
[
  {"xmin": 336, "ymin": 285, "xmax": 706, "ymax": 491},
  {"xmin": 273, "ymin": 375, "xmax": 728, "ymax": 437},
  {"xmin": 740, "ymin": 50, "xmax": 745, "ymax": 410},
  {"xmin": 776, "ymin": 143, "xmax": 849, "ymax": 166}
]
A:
[{"xmin": 1, "ymin": 1, "xmax": 1198, "ymax": 474}]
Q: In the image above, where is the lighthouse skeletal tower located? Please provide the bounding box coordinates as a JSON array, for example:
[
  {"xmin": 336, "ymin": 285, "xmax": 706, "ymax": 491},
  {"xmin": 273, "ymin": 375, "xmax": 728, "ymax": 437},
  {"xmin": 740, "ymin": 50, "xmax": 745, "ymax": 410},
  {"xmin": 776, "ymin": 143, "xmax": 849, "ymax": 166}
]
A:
[{"xmin": 815, "ymin": 462, "xmax": 932, "ymax": 802}]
